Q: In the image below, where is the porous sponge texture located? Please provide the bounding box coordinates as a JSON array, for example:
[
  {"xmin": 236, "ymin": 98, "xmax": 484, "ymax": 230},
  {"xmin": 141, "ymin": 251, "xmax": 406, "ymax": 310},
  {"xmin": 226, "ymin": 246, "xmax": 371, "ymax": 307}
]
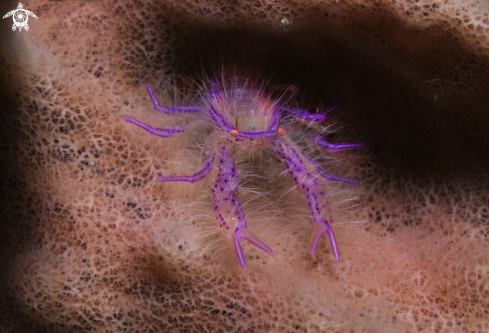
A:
[{"xmin": 0, "ymin": 0, "xmax": 488, "ymax": 332}]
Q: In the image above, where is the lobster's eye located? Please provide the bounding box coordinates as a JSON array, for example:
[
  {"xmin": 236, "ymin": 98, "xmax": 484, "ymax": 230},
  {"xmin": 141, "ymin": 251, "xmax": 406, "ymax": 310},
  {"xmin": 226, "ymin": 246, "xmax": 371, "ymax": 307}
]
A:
[
  {"xmin": 230, "ymin": 130, "xmax": 239, "ymax": 137},
  {"xmin": 277, "ymin": 128, "xmax": 285, "ymax": 137}
]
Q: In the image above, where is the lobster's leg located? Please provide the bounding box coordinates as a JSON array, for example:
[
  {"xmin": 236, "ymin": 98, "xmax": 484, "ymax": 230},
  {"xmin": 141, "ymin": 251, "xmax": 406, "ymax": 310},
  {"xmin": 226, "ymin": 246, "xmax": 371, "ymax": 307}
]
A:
[
  {"xmin": 121, "ymin": 115, "xmax": 198, "ymax": 138},
  {"xmin": 157, "ymin": 134, "xmax": 217, "ymax": 184},
  {"xmin": 213, "ymin": 145, "xmax": 274, "ymax": 269},
  {"xmin": 296, "ymin": 145, "xmax": 358, "ymax": 185},
  {"xmin": 278, "ymin": 103, "xmax": 341, "ymax": 122},
  {"xmin": 303, "ymin": 131, "xmax": 364, "ymax": 152},
  {"xmin": 146, "ymin": 85, "xmax": 200, "ymax": 114},
  {"xmin": 273, "ymin": 138, "xmax": 341, "ymax": 264}
]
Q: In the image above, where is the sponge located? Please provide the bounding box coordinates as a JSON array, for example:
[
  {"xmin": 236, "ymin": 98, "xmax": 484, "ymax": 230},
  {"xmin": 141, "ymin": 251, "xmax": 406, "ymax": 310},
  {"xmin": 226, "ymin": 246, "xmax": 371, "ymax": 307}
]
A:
[{"xmin": 0, "ymin": 0, "xmax": 488, "ymax": 332}]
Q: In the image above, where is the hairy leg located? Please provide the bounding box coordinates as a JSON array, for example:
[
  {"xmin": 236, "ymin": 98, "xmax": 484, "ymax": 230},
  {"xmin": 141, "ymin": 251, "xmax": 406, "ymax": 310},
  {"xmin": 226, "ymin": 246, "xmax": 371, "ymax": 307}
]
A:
[
  {"xmin": 121, "ymin": 115, "xmax": 197, "ymax": 138},
  {"xmin": 273, "ymin": 138, "xmax": 341, "ymax": 264},
  {"xmin": 212, "ymin": 145, "xmax": 274, "ymax": 269},
  {"xmin": 146, "ymin": 85, "xmax": 200, "ymax": 113},
  {"xmin": 279, "ymin": 103, "xmax": 341, "ymax": 122},
  {"xmin": 158, "ymin": 133, "xmax": 217, "ymax": 183},
  {"xmin": 302, "ymin": 130, "xmax": 364, "ymax": 152}
]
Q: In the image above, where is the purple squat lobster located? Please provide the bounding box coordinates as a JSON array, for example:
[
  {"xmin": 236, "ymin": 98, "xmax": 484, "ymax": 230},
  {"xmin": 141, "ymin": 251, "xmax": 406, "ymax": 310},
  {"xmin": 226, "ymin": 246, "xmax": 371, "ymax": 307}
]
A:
[{"xmin": 122, "ymin": 76, "xmax": 362, "ymax": 269}]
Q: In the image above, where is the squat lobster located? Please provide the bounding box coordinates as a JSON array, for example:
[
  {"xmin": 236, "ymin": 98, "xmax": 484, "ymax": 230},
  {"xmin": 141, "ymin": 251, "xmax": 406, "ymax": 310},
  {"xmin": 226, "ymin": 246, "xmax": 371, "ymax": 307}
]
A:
[{"xmin": 122, "ymin": 76, "xmax": 362, "ymax": 269}]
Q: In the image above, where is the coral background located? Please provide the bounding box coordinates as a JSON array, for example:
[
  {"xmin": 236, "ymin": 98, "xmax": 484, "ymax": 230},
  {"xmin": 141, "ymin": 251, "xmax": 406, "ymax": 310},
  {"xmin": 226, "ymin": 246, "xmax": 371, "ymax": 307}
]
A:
[{"xmin": 0, "ymin": 0, "xmax": 488, "ymax": 332}]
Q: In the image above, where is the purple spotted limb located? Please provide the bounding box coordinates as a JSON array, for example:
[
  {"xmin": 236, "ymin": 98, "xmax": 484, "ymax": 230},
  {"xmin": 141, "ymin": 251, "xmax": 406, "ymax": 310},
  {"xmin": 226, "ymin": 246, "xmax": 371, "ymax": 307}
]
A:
[
  {"xmin": 212, "ymin": 145, "xmax": 274, "ymax": 269},
  {"xmin": 303, "ymin": 131, "xmax": 364, "ymax": 153},
  {"xmin": 158, "ymin": 134, "xmax": 217, "ymax": 184},
  {"xmin": 279, "ymin": 103, "xmax": 341, "ymax": 122},
  {"xmin": 273, "ymin": 138, "xmax": 341, "ymax": 264},
  {"xmin": 146, "ymin": 85, "xmax": 200, "ymax": 114},
  {"xmin": 281, "ymin": 102, "xmax": 363, "ymax": 152},
  {"xmin": 120, "ymin": 115, "xmax": 195, "ymax": 138}
]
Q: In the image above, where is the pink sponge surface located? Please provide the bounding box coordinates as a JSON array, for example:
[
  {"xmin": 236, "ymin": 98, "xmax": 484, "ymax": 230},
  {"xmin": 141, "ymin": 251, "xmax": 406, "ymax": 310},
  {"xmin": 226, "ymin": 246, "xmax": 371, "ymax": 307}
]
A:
[{"xmin": 0, "ymin": 0, "xmax": 488, "ymax": 332}]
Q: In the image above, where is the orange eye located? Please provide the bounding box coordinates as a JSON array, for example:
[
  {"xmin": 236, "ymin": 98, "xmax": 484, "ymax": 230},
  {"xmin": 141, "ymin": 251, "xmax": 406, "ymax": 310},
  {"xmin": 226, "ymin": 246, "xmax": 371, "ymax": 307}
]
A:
[
  {"xmin": 277, "ymin": 127, "xmax": 285, "ymax": 137},
  {"xmin": 230, "ymin": 130, "xmax": 239, "ymax": 137}
]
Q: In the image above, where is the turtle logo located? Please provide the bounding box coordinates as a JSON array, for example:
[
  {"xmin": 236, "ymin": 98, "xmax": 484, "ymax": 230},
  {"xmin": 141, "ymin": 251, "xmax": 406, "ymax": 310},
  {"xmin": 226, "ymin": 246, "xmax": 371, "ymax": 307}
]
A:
[{"xmin": 3, "ymin": 3, "xmax": 38, "ymax": 32}]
